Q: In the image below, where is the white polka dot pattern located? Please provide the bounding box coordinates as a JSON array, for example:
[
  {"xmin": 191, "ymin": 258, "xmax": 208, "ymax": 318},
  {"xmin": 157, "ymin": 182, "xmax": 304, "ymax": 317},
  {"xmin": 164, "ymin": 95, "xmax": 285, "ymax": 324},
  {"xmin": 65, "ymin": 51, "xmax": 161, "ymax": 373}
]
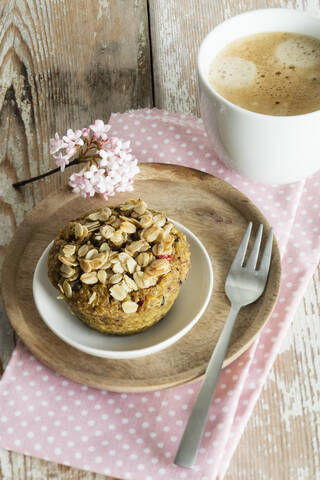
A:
[{"xmin": 0, "ymin": 108, "xmax": 320, "ymax": 480}]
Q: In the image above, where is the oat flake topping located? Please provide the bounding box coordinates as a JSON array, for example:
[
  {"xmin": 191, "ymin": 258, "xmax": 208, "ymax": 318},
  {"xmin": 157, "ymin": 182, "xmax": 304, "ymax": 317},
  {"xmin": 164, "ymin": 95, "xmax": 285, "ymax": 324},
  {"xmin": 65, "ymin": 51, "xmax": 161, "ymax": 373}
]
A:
[{"xmin": 56, "ymin": 199, "xmax": 176, "ymax": 313}]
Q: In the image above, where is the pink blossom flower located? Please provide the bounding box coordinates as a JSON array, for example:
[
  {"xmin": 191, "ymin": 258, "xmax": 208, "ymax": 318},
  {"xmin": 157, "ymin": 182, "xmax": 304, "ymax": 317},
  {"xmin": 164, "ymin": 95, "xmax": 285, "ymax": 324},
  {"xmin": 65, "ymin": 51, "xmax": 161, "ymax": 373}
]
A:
[
  {"xmin": 81, "ymin": 127, "xmax": 90, "ymax": 139},
  {"xmin": 50, "ymin": 133, "xmax": 67, "ymax": 155},
  {"xmin": 63, "ymin": 129, "xmax": 84, "ymax": 147},
  {"xmin": 90, "ymin": 120, "xmax": 111, "ymax": 141},
  {"xmin": 84, "ymin": 164, "xmax": 105, "ymax": 182},
  {"xmin": 69, "ymin": 169, "xmax": 95, "ymax": 198},
  {"xmin": 65, "ymin": 144, "xmax": 78, "ymax": 158},
  {"xmin": 98, "ymin": 149, "xmax": 110, "ymax": 167},
  {"xmin": 69, "ymin": 166, "xmax": 107, "ymax": 197},
  {"xmin": 54, "ymin": 152, "xmax": 70, "ymax": 172},
  {"xmin": 103, "ymin": 136, "xmax": 131, "ymax": 156}
]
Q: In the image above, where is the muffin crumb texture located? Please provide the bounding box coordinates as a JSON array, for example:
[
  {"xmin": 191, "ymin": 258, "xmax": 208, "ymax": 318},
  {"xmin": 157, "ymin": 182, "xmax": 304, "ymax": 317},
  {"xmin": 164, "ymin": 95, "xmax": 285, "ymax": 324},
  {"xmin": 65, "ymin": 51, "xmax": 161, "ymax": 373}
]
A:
[{"xmin": 48, "ymin": 199, "xmax": 191, "ymax": 335}]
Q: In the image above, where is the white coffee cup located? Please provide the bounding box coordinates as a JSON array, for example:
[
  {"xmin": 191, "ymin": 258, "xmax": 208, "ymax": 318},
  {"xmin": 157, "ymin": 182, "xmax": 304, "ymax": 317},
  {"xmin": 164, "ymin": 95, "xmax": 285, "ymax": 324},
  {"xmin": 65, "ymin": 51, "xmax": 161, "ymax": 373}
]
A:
[{"xmin": 198, "ymin": 9, "xmax": 320, "ymax": 184}]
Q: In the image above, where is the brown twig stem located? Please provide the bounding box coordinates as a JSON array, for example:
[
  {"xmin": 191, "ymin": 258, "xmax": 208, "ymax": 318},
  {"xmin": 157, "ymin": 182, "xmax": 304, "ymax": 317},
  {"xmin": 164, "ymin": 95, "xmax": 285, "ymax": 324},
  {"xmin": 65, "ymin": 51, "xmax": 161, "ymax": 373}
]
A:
[{"xmin": 13, "ymin": 158, "xmax": 81, "ymax": 188}]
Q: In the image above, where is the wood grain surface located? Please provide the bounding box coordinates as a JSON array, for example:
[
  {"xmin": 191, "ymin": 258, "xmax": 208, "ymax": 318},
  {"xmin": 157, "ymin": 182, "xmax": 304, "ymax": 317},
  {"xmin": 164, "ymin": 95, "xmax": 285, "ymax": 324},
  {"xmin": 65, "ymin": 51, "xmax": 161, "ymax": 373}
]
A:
[
  {"xmin": 2, "ymin": 163, "xmax": 281, "ymax": 391},
  {"xmin": 0, "ymin": 0, "xmax": 320, "ymax": 479},
  {"xmin": 0, "ymin": 0, "xmax": 152, "ymax": 376}
]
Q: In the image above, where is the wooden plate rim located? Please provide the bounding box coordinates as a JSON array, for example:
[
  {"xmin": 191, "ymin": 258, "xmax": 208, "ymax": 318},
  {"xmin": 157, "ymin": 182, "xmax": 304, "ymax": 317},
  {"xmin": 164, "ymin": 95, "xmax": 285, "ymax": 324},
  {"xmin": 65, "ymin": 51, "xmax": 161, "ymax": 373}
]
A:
[{"xmin": 1, "ymin": 163, "xmax": 282, "ymax": 392}]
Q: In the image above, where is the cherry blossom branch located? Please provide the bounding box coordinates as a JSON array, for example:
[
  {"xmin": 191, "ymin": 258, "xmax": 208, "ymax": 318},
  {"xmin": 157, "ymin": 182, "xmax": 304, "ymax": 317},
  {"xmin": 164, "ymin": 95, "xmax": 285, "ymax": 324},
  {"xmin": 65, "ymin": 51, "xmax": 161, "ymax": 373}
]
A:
[{"xmin": 11, "ymin": 120, "xmax": 140, "ymax": 200}]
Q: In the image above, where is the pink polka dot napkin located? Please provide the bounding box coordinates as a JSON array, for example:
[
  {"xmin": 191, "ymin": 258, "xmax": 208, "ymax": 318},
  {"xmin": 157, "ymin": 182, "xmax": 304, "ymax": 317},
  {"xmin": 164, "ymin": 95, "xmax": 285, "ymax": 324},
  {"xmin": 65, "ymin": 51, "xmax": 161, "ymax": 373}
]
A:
[{"xmin": 1, "ymin": 109, "xmax": 320, "ymax": 480}]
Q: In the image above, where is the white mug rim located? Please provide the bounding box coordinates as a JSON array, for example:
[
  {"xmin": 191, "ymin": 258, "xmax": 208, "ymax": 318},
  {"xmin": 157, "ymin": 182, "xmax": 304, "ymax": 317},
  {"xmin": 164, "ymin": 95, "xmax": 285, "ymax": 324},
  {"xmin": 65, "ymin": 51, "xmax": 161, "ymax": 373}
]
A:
[{"xmin": 198, "ymin": 8, "xmax": 320, "ymax": 120}]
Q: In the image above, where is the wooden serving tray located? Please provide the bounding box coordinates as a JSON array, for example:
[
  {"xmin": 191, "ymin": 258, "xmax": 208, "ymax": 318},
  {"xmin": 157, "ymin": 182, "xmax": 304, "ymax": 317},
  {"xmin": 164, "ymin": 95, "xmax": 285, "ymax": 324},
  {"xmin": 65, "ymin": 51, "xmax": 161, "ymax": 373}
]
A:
[{"xmin": 2, "ymin": 164, "xmax": 281, "ymax": 392}]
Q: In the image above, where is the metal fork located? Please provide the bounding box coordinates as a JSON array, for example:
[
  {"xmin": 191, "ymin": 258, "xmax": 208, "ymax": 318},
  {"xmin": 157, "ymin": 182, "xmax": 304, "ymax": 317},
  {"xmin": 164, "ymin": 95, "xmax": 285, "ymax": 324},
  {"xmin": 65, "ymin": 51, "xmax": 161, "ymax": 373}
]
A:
[{"xmin": 174, "ymin": 222, "xmax": 273, "ymax": 469}]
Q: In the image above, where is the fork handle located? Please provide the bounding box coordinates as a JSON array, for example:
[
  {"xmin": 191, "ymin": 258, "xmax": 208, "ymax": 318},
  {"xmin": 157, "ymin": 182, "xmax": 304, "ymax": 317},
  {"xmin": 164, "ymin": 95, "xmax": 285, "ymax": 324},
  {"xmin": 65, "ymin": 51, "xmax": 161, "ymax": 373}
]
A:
[{"xmin": 174, "ymin": 303, "xmax": 241, "ymax": 469}]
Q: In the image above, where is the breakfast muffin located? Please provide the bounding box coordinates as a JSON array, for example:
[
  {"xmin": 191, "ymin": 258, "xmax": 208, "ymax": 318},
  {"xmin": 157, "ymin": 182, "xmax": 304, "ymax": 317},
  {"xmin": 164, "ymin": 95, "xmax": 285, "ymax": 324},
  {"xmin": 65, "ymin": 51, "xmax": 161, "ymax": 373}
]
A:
[{"xmin": 47, "ymin": 199, "xmax": 191, "ymax": 335}]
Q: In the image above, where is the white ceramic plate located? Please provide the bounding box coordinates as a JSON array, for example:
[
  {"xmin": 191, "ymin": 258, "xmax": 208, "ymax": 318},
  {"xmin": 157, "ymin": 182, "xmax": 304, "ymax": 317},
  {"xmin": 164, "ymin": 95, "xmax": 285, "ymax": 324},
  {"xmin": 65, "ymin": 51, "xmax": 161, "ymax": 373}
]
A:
[{"xmin": 33, "ymin": 220, "xmax": 213, "ymax": 359}]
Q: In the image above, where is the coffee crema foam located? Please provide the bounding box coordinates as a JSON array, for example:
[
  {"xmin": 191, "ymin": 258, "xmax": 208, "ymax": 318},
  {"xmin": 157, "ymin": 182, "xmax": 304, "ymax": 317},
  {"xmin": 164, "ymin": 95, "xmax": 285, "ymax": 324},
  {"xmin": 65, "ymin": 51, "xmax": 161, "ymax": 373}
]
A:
[{"xmin": 208, "ymin": 32, "xmax": 320, "ymax": 116}]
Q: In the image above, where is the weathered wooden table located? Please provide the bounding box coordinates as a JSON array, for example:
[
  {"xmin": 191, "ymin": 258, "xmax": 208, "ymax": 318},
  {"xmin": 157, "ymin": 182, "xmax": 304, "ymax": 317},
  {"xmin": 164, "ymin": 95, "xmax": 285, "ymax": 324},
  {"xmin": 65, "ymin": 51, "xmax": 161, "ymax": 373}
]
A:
[{"xmin": 1, "ymin": 1, "xmax": 319, "ymax": 479}]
